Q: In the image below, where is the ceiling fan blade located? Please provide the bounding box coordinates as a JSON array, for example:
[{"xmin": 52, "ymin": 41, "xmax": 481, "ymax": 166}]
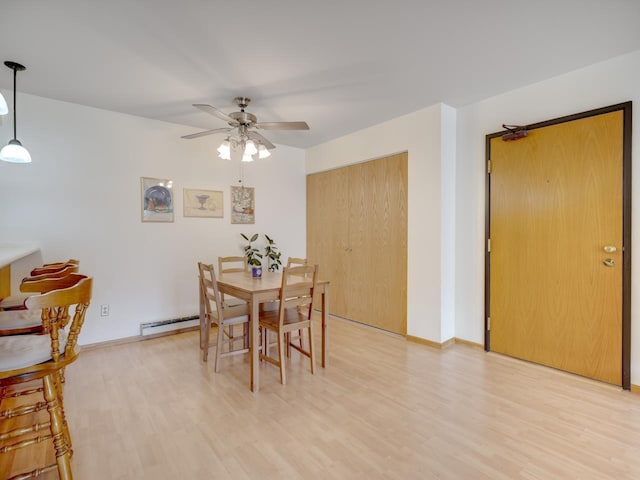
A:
[
  {"xmin": 254, "ymin": 121, "xmax": 310, "ymax": 131},
  {"xmin": 181, "ymin": 127, "xmax": 233, "ymax": 140},
  {"xmin": 247, "ymin": 131, "xmax": 276, "ymax": 150},
  {"xmin": 193, "ymin": 104, "xmax": 238, "ymax": 125}
]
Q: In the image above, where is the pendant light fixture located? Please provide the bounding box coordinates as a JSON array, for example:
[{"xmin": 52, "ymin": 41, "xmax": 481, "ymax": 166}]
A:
[
  {"xmin": 0, "ymin": 92, "xmax": 7, "ymax": 115},
  {"xmin": 0, "ymin": 61, "xmax": 31, "ymax": 163}
]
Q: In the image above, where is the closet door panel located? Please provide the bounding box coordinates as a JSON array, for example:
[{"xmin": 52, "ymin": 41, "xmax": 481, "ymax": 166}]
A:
[{"xmin": 307, "ymin": 152, "xmax": 407, "ymax": 335}]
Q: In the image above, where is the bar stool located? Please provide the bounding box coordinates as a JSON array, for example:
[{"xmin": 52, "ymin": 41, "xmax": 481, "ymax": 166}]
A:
[{"xmin": 0, "ymin": 276, "xmax": 93, "ymax": 480}]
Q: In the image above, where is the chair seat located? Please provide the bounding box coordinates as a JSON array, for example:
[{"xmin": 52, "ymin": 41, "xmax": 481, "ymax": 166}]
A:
[
  {"xmin": 0, "ymin": 293, "xmax": 29, "ymax": 310},
  {"xmin": 0, "ymin": 330, "xmax": 68, "ymax": 372},
  {"xmin": 259, "ymin": 308, "xmax": 309, "ymax": 330},
  {"xmin": 0, "ymin": 309, "xmax": 42, "ymax": 330},
  {"xmin": 223, "ymin": 297, "xmax": 247, "ymax": 308}
]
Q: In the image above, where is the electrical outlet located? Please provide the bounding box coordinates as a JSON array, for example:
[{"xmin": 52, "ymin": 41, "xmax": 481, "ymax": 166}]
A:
[{"xmin": 100, "ymin": 304, "xmax": 109, "ymax": 317}]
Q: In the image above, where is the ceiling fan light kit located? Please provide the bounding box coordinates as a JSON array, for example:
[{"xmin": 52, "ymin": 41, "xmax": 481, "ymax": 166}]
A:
[
  {"xmin": 0, "ymin": 61, "xmax": 31, "ymax": 164},
  {"xmin": 182, "ymin": 97, "xmax": 309, "ymax": 162}
]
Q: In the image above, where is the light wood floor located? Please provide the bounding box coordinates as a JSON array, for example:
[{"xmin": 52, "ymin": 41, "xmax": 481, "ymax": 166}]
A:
[{"xmin": 3, "ymin": 317, "xmax": 640, "ymax": 479}]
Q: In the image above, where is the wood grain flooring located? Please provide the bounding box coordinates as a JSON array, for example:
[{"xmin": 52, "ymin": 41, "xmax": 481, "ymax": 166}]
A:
[{"xmin": 2, "ymin": 317, "xmax": 640, "ymax": 479}]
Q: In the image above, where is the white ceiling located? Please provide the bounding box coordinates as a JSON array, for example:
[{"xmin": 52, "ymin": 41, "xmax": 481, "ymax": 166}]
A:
[{"xmin": 2, "ymin": 0, "xmax": 640, "ymax": 148}]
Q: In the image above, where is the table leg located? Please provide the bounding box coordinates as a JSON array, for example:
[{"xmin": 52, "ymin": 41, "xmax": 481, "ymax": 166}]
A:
[
  {"xmin": 321, "ymin": 289, "xmax": 329, "ymax": 368},
  {"xmin": 251, "ymin": 296, "xmax": 260, "ymax": 392}
]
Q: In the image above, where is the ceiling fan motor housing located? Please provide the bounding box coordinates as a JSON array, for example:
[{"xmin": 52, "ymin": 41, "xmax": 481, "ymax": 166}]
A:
[{"xmin": 229, "ymin": 111, "xmax": 257, "ymax": 126}]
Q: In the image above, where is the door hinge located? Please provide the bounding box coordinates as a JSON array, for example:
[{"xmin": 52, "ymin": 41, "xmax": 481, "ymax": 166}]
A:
[
  {"xmin": 487, "ymin": 238, "xmax": 491, "ymax": 253},
  {"xmin": 487, "ymin": 160, "xmax": 492, "ymax": 174},
  {"xmin": 487, "ymin": 316, "xmax": 491, "ymax": 331}
]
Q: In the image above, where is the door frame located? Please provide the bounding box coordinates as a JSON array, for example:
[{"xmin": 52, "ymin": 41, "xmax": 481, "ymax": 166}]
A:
[{"xmin": 484, "ymin": 102, "xmax": 632, "ymax": 389}]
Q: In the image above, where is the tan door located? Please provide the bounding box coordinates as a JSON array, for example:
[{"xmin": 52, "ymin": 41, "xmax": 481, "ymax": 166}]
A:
[
  {"xmin": 489, "ymin": 110, "xmax": 623, "ymax": 385},
  {"xmin": 307, "ymin": 168, "xmax": 350, "ymax": 318},
  {"xmin": 307, "ymin": 152, "xmax": 408, "ymax": 334}
]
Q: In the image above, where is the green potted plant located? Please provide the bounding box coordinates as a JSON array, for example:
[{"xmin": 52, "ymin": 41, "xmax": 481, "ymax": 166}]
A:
[
  {"xmin": 241, "ymin": 233, "xmax": 263, "ymax": 278},
  {"xmin": 264, "ymin": 234, "xmax": 282, "ymax": 272}
]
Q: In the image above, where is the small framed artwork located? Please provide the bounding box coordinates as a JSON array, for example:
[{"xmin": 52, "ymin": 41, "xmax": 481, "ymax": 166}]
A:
[
  {"xmin": 141, "ymin": 177, "xmax": 174, "ymax": 222},
  {"xmin": 231, "ymin": 186, "xmax": 255, "ymax": 224},
  {"xmin": 183, "ymin": 188, "xmax": 223, "ymax": 218}
]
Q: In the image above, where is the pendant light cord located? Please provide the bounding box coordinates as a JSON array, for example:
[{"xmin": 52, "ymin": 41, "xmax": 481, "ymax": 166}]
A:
[{"xmin": 12, "ymin": 66, "xmax": 17, "ymax": 140}]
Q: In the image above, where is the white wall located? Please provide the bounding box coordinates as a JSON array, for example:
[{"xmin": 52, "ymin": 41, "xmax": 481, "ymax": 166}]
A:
[
  {"xmin": 0, "ymin": 92, "xmax": 306, "ymax": 345},
  {"xmin": 306, "ymin": 104, "xmax": 455, "ymax": 342},
  {"xmin": 455, "ymin": 49, "xmax": 640, "ymax": 384}
]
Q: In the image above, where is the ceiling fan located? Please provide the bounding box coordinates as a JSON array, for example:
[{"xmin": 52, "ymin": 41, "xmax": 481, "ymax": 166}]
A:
[{"xmin": 181, "ymin": 97, "xmax": 309, "ymax": 161}]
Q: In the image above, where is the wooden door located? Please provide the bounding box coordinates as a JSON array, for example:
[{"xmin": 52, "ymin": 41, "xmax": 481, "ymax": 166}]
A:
[
  {"xmin": 307, "ymin": 168, "xmax": 350, "ymax": 318},
  {"xmin": 488, "ymin": 108, "xmax": 627, "ymax": 385},
  {"xmin": 307, "ymin": 152, "xmax": 408, "ymax": 334}
]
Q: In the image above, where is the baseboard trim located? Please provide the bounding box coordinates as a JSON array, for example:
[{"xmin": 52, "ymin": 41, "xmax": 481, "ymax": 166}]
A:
[
  {"xmin": 406, "ymin": 336, "xmax": 484, "ymax": 350},
  {"xmin": 631, "ymin": 384, "xmax": 640, "ymax": 394},
  {"xmin": 453, "ymin": 337, "xmax": 484, "ymax": 349},
  {"xmin": 81, "ymin": 324, "xmax": 199, "ymax": 352}
]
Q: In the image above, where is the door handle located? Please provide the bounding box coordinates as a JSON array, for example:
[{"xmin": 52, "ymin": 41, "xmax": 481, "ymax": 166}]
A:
[{"xmin": 603, "ymin": 258, "xmax": 615, "ymax": 267}]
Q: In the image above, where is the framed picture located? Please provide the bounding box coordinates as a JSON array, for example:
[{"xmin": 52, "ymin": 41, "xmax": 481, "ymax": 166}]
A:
[
  {"xmin": 231, "ymin": 186, "xmax": 255, "ymax": 224},
  {"xmin": 141, "ymin": 177, "xmax": 174, "ymax": 222},
  {"xmin": 183, "ymin": 188, "xmax": 223, "ymax": 218}
]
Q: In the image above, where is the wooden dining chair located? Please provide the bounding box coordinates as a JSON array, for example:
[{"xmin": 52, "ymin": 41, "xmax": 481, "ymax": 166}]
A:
[
  {"xmin": 0, "ymin": 273, "xmax": 87, "ymax": 336},
  {"xmin": 30, "ymin": 259, "xmax": 79, "ymax": 277},
  {"xmin": 259, "ymin": 264, "xmax": 318, "ymax": 385},
  {"xmin": 286, "ymin": 257, "xmax": 308, "ymax": 269},
  {"xmin": 198, "ymin": 262, "xmax": 250, "ymax": 372},
  {"xmin": 284, "ymin": 257, "xmax": 309, "ymax": 350},
  {"xmin": 0, "ymin": 276, "xmax": 93, "ymax": 480},
  {"xmin": 217, "ymin": 256, "xmax": 248, "ymax": 306},
  {"xmin": 0, "ymin": 262, "xmax": 80, "ymax": 312}
]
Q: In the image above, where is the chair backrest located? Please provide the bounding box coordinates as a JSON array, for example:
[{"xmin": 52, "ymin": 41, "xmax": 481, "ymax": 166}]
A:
[
  {"xmin": 278, "ymin": 265, "xmax": 318, "ymax": 324},
  {"xmin": 198, "ymin": 262, "xmax": 223, "ymax": 321},
  {"xmin": 20, "ymin": 274, "xmax": 89, "ymax": 332},
  {"xmin": 218, "ymin": 256, "xmax": 248, "ymax": 274},
  {"xmin": 21, "ymin": 264, "xmax": 80, "ymax": 285},
  {"xmin": 30, "ymin": 259, "xmax": 79, "ymax": 277},
  {"xmin": 286, "ymin": 257, "xmax": 307, "ymax": 268},
  {"xmin": 25, "ymin": 276, "xmax": 93, "ymax": 362},
  {"xmin": 20, "ymin": 273, "xmax": 87, "ymax": 294}
]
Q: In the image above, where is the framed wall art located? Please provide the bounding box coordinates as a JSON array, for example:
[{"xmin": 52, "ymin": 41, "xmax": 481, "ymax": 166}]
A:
[
  {"xmin": 141, "ymin": 177, "xmax": 174, "ymax": 222},
  {"xmin": 183, "ymin": 188, "xmax": 223, "ymax": 218},
  {"xmin": 230, "ymin": 186, "xmax": 255, "ymax": 224}
]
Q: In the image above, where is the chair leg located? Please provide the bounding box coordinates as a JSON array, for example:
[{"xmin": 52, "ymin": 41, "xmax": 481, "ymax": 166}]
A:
[
  {"xmin": 202, "ymin": 314, "xmax": 212, "ymax": 362},
  {"xmin": 286, "ymin": 332, "xmax": 291, "ymax": 358},
  {"xmin": 55, "ymin": 374, "xmax": 73, "ymax": 457},
  {"xmin": 214, "ymin": 323, "xmax": 224, "ymax": 373},
  {"xmin": 308, "ymin": 324, "xmax": 315, "ymax": 375},
  {"xmin": 278, "ymin": 331, "xmax": 287, "ymax": 385},
  {"xmin": 43, "ymin": 374, "xmax": 73, "ymax": 480}
]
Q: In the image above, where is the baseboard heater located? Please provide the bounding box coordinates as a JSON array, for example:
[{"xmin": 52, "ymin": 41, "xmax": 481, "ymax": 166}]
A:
[{"xmin": 140, "ymin": 315, "xmax": 199, "ymax": 336}]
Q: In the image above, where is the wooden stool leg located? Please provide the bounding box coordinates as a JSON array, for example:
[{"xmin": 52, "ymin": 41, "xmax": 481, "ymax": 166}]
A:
[{"xmin": 43, "ymin": 374, "xmax": 73, "ymax": 480}]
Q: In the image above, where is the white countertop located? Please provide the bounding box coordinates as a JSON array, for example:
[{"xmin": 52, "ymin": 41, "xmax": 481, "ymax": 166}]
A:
[{"xmin": 0, "ymin": 244, "xmax": 40, "ymax": 268}]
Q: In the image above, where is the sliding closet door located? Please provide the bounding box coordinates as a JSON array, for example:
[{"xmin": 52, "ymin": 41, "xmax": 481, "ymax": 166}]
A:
[
  {"xmin": 307, "ymin": 152, "xmax": 407, "ymax": 334},
  {"xmin": 307, "ymin": 167, "xmax": 350, "ymax": 318}
]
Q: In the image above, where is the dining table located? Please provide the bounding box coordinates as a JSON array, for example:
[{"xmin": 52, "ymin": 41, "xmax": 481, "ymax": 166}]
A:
[{"xmin": 215, "ymin": 270, "xmax": 330, "ymax": 392}]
